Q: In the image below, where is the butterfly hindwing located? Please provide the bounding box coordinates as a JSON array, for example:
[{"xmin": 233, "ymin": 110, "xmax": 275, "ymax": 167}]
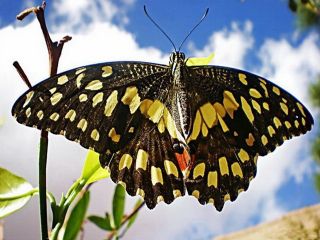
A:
[
  {"xmin": 100, "ymin": 117, "xmax": 185, "ymax": 209},
  {"xmin": 184, "ymin": 65, "xmax": 313, "ymax": 209}
]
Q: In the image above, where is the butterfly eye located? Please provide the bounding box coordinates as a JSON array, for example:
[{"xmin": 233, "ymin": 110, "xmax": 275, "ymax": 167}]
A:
[{"xmin": 173, "ymin": 142, "xmax": 185, "ymax": 154}]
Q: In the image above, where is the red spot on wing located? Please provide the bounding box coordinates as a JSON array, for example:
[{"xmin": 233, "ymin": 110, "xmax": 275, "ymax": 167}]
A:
[{"xmin": 175, "ymin": 148, "xmax": 195, "ymax": 171}]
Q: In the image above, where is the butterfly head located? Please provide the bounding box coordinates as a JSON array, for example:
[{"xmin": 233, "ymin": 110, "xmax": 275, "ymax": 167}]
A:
[{"xmin": 169, "ymin": 52, "xmax": 186, "ymax": 66}]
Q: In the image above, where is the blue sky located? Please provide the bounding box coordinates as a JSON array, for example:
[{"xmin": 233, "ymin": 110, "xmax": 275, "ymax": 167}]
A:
[{"xmin": 0, "ymin": 1, "xmax": 319, "ymax": 239}]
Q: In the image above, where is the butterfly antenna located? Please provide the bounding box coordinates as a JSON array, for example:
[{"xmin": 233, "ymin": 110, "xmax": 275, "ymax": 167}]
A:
[
  {"xmin": 144, "ymin": 5, "xmax": 177, "ymax": 52},
  {"xmin": 178, "ymin": 8, "xmax": 209, "ymax": 51}
]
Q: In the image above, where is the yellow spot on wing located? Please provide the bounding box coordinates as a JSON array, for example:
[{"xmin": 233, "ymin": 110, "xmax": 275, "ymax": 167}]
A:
[
  {"xmin": 136, "ymin": 188, "xmax": 145, "ymax": 198},
  {"xmin": 238, "ymin": 73, "xmax": 248, "ymax": 85},
  {"xmin": 272, "ymin": 86, "xmax": 280, "ymax": 95},
  {"xmin": 224, "ymin": 194, "xmax": 230, "ymax": 202},
  {"xmin": 157, "ymin": 118, "xmax": 165, "ymax": 133},
  {"xmin": 249, "ymin": 88, "xmax": 262, "ymax": 98},
  {"xmin": 50, "ymin": 112, "xmax": 60, "ymax": 121},
  {"xmin": 280, "ymin": 102, "xmax": 289, "ymax": 115},
  {"xmin": 136, "ymin": 149, "xmax": 148, "ymax": 171},
  {"xmin": 151, "ymin": 166, "xmax": 164, "ymax": 185},
  {"xmin": 164, "ymin": 160, "xmax": 179, "ymax": 178},
  {"xmin": 213, "ymin": 102, "xmax": 226, "ymax": 117},
  {"xmin": 173, "ymin": 189, "xmax": 182, "ymax": 198},
  {"xmin": 238, "ymin": 149, "xmax": 249, "ymax": 162},
  {"xmin": 91, "ymin": 129, "xmax": 100, "ymax": 141},
  {"xmin": 37, "ymin": 110, "xmax": 44, "ymax": 120},
  {"xmin": 231, "ymin": 162, "xmax": 243, "ymax": 178},
  {"xmin": 301, "ymin": 117, "xmax": 306, "ymax": 126},
  {"xmin": 49, "ymin": 88, "xmax": 57, "ymax": 94},
  {"xmin": 121, "ymin": 86, "xmax": 140, "ymax": 113},
  {"xmin": 219, "ymin": 157, "xmax": 229, "ymax": 176},
  {"xmin": 217, "ymin": 114, "xmax": 229, "ymax": 132},
  {"xmin": 241, "ymin": 96, "xmax": 254, "ymax": 123},
  {"xmin": 193, "ymin": 163, "xmax": 205, "ymax": 179},
  {"xmin": 201, "ymin": 123, "xmax": 208, "ymax": 137},
  {"xmin": 57, "ymin": 75, "xmax": 68, "ymax": 85},
  {"xmin": 104, "ymin": 90, "xmax": 118, "ymax": 117},
  {"xmin": 223, "ymin": 91, "xmax": 239, "ymax": 118},
  {"xmin": 108, "ymin": 128, "xmax": 120, "ymax": 142},
  {"xmin": 121, "ymin": 86, "xmax": 138, "ymax": 104},
  {"xmin": 101, "ymin": 66, "xmax": 112, "ymax": 77},
  {"xmin": 200, "ymin": 102, "xmax": 217, "ymax": 128},
  {"xmin": 268, "ymin": 125, "xmax": 276, "ymax": 137},
  {"xmin": 157, "ymin": 196, "xmax": 164, "ymax": 203},
  {"xmin": 140, "ymin": 99, "xmax": 153, "ymax": 116},
  {"xmin": 296, "ymin": 102, "xmax": 306, "ymax": 117},
  {"xmin": 163, "ymin": 108, "xmax": 178, "ymax": 139},
  {"xmin": 273, "ymin": 117, "xmax": 282, "ymax": 128},
  {"xmin": 23, "ymin": 91, "xmax": 34, "ymax": 107},
  {"xmin": 77, "ymin": 119, "xmax": 88, "ymax": 132},
  {"xmin": 65, "ymin": 109, "xmax": 76, "ymax": 122},
  {"xmin": 25, "ymin": 107, "xmax": 31, "ymax": 118},
  {"xmin": 261, "ymin": 135, "xmax": 268, "ymax": 145},
  {"xmin": 85, "ymin": 80, "xmax": 103, "ymax": 90},
  {"xmin": 79, "ymin": 93, "xmax": 88, "ymax": 102},
  {"xmin": 207, "ymin": 171, "xmax": 218, "ymax": 188},
  {"xmin": 259, "ymin": 82, "xmax": 269, "ymax": 97},
  {"xmin": 294, "ymin": 120, "xmax": 299, "ymax": 128},
  {"xmin": 50, "ymin": 92, "xmax": 63, "ymax": 106},
  {"xmin": 219, "ymin": 156, "xmax": 229, "ymax": 175},
  {"xmin": 92, "ymin": 92, "xmax": 104, "ymax": 107},
  {"xmin": 192, "ymin": 190, "xmax": 200, "ymax": 199},
  {"xmin": 285, "ymin": 121, "xmax": 292, "ymax": 129},
  {"xmin": 119, "ymin": 154, "xmax": 133, "ymax": 170},
  {"xmin": 259, "ymin": 78, "xmax": 267, "ymax": 85},
  {"xmin": 251, "ymin": 100, "xmax": 261, "ymax": 114},
  {"xmin": 76, "ymin": 73, "xmax": 85, "ymax": 88},
  {"xmin": 263, "ymin": 102, "xmax": 269, "ymax": 111},
  {"xmin": 147, "ymin": 100, "xmax": 165, "ymax": 123}
]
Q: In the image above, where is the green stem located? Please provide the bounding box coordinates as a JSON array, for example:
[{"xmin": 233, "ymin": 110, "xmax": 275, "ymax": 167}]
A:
[
  {"xmin": 50, "ymin": 180, "xmax": 86, "ymax": 240},
  {"xmin": 39, "ymin": 132, "xmax": 49, "ymax": 240}
]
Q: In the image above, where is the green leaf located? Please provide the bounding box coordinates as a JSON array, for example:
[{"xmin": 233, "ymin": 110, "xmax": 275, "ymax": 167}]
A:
[
  {"xmin": 186, "ymin": 53, "xmax": 214, "ymax": 66},
  {"xmin": 81, "ymin": 150, "xmax": 109, "ymax": 184},
  {"xmin": 127, "ymin": 199, "xmax": 144, "ymax": 230},
  {"xmin": 63, "ymin": 191, "xmax": 90, "ymax": 240},
  {"xmin": 88, "ymin": 213, "xmax": 113, "ymax": 231},
  {"xmin": 0, "ymin": 167, "xmax": 36, "ymax": 218},
  {"xmin": 112, "ymin": 184, "xmax": 126, "ymax": 229}
]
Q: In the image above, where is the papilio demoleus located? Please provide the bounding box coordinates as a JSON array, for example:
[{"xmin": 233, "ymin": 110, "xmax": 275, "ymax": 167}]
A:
[
  {"xmin": 11, "ymin": 7, "xmax": 313, "ymax": 211},
  {"xmin": 11, "ymin": 50, "xmax": 313, "ymax": 210}
]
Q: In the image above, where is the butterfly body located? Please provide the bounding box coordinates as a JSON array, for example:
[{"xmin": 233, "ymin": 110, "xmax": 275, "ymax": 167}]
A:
[{"xmin": 12, "ymin": 51, "xmax": 313, "ymax": 210}]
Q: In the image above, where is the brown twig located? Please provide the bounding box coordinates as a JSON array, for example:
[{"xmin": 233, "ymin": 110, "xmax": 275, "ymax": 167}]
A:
[
  {"xmin": 106, "ymin": 201, "xmax": 146, "ymax": 240},
  {"xmin": 14, "ymin": 1, "xmax": 72, "ymax": 240},
  {"xmin": 12, "ymin": 61, "xmax": 32, "ymax": 88}
]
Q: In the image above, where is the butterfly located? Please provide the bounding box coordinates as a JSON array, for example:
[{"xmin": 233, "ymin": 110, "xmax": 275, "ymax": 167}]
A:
[{"xmin": 11, "ymin": 50, "xmax": 313, "ymax": 211}]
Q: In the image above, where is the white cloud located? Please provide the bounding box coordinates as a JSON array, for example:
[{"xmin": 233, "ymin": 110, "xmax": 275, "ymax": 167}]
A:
[
  {"xmin": 189, "ymin": 21, "xmax": 254, "ymax": 68},
  {"xmin": 51, "ymin": 0, "xmax": 135, "ymax": 31},
  {"xmin": 0, "ymin": 8, "xmax": 319, "ymax": 240}
]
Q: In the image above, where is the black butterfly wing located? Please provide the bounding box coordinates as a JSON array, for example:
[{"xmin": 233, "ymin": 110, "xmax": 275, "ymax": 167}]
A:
[
  {"xmin": 184, "ymin": 65, "xmax": 313, "ymax": 211},
  {"xmin": 12, "ymin": 61, "xmax": 185, "ymax": 208},
  {"xmin": 99, "ymin": 115, "xmax": 185, "ymax": 209}
]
